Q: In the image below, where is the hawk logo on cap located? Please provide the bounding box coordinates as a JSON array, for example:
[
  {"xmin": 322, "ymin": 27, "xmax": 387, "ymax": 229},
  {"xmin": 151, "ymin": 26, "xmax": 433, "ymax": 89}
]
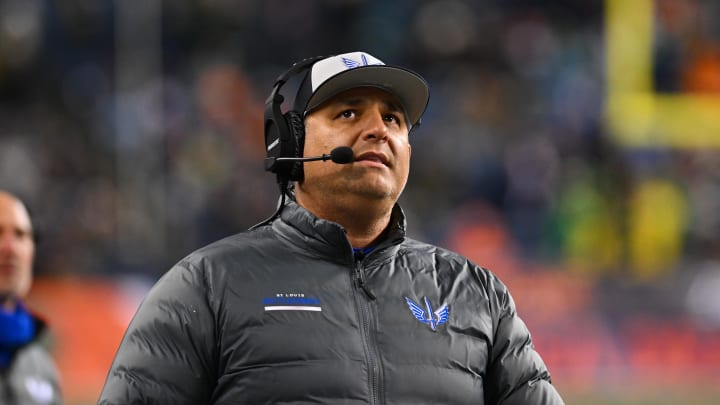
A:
[{"xmin": 341, "ymin": 53, "xmax": 382, "ymax": 70}]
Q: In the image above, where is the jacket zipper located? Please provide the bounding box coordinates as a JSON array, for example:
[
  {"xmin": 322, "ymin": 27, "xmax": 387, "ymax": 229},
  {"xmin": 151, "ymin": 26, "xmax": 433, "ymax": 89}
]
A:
[
  {"xmin": 352, "ymin": 251, "xmax": 383, "ymax": 404},
  {"xmin": 354, "ymin": 252, "xmax": 376, "ymax": 300}
]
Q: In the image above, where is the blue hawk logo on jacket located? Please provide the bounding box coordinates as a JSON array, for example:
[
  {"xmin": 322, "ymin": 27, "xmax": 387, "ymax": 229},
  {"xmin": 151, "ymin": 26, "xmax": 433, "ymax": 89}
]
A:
[{"xmin": 405, "ymin": 296, "xmax": 450, "ymax": 331}]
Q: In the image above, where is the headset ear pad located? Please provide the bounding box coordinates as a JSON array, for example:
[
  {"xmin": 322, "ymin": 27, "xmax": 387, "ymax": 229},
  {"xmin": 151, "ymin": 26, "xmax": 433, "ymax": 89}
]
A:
[{"xmin": 286, "ymin": 110, "xmax": 306, "ymax": 181}]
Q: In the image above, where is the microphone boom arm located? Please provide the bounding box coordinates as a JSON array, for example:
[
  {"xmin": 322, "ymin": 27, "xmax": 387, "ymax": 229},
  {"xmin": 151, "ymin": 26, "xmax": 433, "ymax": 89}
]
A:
[
  {"xmin": 266, "ymin": 146, "xmax": 354, "ymax": 169},
  {"xmin": 274, "ymin": 154, "xmax": 333, "ymax": 163}
]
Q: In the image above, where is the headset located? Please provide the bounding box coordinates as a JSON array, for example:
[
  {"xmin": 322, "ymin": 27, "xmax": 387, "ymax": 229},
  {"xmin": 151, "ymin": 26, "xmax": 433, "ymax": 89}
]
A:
[
  {"xmin": 251, "ymin": 55, "xmax": 327, "ymax": 229},
  {"xmin": 263, "ymin": 55, "xmax": 326, "ymax": 185}
]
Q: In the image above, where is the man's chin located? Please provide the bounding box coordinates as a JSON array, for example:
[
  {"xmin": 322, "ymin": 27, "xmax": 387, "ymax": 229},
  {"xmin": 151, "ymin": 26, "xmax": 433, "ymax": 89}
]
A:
[
  {"xmin": 0, "ymin": 292, "xmax": 18, "ymax": 309},
  {"xmin": 345, "ymin": 187, "xmax": 397, "ymax": 204}
]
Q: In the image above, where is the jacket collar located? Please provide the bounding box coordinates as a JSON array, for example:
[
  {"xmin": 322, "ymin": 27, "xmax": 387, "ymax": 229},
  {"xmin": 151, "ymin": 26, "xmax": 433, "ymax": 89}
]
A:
[{"xmin": 273, "ymin": 200, "xmax": 407, "ymax": 261}]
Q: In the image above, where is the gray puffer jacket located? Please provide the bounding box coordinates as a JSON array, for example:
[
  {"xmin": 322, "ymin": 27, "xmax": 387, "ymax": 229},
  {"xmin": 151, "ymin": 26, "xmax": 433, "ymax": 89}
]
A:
[
  {"xmin": 1, "ymin": 316, "xmax": 62, "ymax": 405},
  {"xmin": 99, "ymin": 201, "xmax": 563, "ymax": 404}
]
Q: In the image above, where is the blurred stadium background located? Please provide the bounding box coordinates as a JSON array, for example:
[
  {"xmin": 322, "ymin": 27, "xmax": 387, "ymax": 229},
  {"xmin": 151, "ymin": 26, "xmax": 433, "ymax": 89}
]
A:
[{"xmin": 1, "ymin": 0, "xmax": 719, "ymax": 403}]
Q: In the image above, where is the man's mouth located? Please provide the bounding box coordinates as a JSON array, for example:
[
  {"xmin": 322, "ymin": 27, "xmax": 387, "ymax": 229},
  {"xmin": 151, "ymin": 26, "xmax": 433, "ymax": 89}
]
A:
[
  {"xmin": 0, "ymin": 262, "xmax": 17, "ymax": 273},
  {"xmin": 355, "ymin": 152, "xmax": 389, "ymax": 166}
]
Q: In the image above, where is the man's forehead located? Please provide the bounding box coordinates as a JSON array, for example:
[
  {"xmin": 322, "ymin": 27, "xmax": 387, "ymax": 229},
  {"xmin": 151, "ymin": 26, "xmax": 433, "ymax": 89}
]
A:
[
  {"xmin": 322, "ymin": 87, "xmax": 406, "ymax": 111},
  {"xmin": 0, "ymin": 194, "xmax": 32, "ymax": 231}
]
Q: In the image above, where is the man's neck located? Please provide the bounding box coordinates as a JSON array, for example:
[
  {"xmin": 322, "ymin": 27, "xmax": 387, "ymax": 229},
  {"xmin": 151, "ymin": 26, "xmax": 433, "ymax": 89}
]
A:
[
  {"xmin": 342, "ymin": 211, "xmax": 391, "ymax": 248},
  {"xmin": 1, "ymin": 296, "xmax": 17, "ymax": 313},
  {"xmin": 295, "ymin": 194, "xmax": 393, "ymax": 248}
]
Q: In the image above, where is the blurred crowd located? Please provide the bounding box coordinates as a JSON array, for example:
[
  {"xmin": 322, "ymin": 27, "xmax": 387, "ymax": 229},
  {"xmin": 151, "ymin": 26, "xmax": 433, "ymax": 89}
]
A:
[{"xmin": 1, "ymin": 0, "xmax": 720, "ymax": 329}]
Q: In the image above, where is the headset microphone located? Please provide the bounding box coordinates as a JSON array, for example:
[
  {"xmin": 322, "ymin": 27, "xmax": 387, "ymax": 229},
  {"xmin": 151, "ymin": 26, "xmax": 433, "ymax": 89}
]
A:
[{"xmin": 266, "ymin": 146, "xmax": 354, "ymax": 167}]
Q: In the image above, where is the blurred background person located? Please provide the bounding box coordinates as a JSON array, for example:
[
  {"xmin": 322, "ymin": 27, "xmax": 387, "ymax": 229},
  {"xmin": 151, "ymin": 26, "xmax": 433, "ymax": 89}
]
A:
[{"xmin": 0, "ymin": 190, "xmax": 62, "ymax": 404}]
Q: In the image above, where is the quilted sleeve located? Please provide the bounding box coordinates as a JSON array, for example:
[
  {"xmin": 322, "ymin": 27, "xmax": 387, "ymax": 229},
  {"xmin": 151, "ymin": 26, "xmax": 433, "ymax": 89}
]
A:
[
  {"xmin": 484, "ymin": 274, "xmax": 564, "ymax": 405},
  {"xmin": 98, "ymin": 261, "xmax": 216, "ymax": 405}
]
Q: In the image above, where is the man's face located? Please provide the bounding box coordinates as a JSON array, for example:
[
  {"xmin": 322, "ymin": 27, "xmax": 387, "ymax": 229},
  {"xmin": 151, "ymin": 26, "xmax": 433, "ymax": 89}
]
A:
[
  {"xmin": 298, "ymin": 87, "xmax": 412, "ymax": 205},
  {"xmin": 0, "ymin": 193, "xmax": 34, "ymax": 306}
]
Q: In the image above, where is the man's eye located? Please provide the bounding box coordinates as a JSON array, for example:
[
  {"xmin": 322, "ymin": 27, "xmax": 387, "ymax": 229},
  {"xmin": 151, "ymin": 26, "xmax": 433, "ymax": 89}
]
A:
[
  {"xmin": 340, "ymin": 110, "xmax": 355, "ymax": 118},
  {"xmin": 14, "ymin": 229, "xmax": 30, "ymax": 240},
  {"xmin": 384, "ymin": 114, "xmax": 401, "ymax": 124}
]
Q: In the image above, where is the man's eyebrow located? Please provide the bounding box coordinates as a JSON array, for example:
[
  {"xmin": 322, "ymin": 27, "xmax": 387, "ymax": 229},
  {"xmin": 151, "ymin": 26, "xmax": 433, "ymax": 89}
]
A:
[
  {"xmin": 334, "ymin": 96, "xmax": 404, "ymax": 113},
  {"xmin": 384, "ymin": 100, "xmax": 404, "ymax": 114},
  {"xmin": 334, "ymin": 97, "xmax": 364, "ymax": 107}
]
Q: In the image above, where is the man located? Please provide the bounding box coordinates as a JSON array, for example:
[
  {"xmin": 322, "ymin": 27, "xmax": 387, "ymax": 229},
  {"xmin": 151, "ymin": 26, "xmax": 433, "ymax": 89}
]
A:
[
  {"xmin": 0, "ymin": 191, "xmax": 62, "ymax": 404},
  {"xmin": 99, "ymin": 52, "xmax": 564, "ymax": 404}
]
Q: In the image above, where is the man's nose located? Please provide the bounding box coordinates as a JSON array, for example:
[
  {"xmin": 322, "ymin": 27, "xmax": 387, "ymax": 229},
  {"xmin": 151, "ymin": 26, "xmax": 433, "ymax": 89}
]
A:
[
  {"xmin": 360, "ymin": 111, "xmax": 389, "ymax": 142},
  {"xmin": 0, "ymin": 232, "xmax": 18, "ymax": 254}
]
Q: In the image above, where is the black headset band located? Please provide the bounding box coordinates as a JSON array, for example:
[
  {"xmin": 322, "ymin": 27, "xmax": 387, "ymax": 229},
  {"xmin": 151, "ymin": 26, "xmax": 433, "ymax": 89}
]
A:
[
  {"xmin": 273, "ymin": 55, "xmax": 326, "ymax": 90},
  {"xmin": 264, "ymin": 55, "xmax": 329, "ymax": 183}
]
